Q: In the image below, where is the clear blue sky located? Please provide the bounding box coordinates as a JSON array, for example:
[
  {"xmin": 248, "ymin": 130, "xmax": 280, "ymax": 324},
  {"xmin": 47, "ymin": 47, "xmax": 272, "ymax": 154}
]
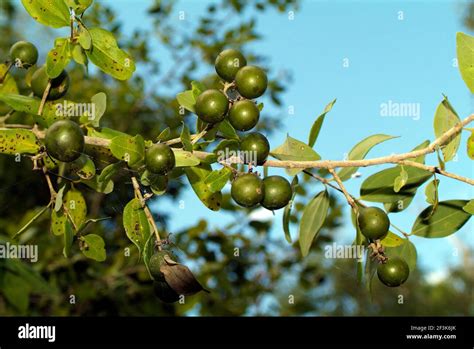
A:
[{"xmin": 103, "ymin": 1, "xmax": 474, "ymax": 275}]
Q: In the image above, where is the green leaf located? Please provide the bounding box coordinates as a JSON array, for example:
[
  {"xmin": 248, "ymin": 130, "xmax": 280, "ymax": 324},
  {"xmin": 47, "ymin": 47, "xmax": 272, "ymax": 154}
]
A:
[
  {"xmin": 81, "ymin": 176, "xmax": 114, "ymax": 194},
  {"xmin": 282, "ymin": 176, "xmax": 298, "ymax": 243},
  {"xmin": 87, "ymin": 126, "xmax": 127, "ymax": 140},
  {"xmin": 173, "ymin": 149, "xmax": 200, "ymax": 167},
  {"xmin": 411, "ymin": 200, "xmax": 471, "ymax": 238},
  {"xmin": 21, "ymin": 0, "xmax": 70, "ymax": 28},
  {"xmin": 218, "ymin": 119, "xmax": 239, "ymax": 141},
  {"xmin": 271, "ymin": 135, "xmax": 321, "ymax": 176},
  {"xmin": 393, "ymin": 166, "xmax": 408, "ymax": 193},
  {"xmin": 191, "ymin": 81, "xmax": 205, "ymax": 98},
  {"xmin": 63, "ymin": 221, "xmax": 74, "ymax": 258},
  {"xmin": 80, "ymin": 234, "xmax": 106, "ymax": 262},
  {"xmin": 157, "ymin": 127, "xmax": 171, "ymax": 141},
  {"xmin": 2, "ymin": 272, "xmax": 30, "ymax": 312},
  {"xmin": 64, "ymin": 0, "xmax": 93, "ymax": 15},
  {"xmin": 97, "ymin": 162, "xmax": 121, "ymax": 183},
  {"xmin": 308, "ymin": 99, "xmax": 336, "ymax": 147},
  {"xmin": 360, "ymin": 166, "xmax": 432, "ymax": 203},
  {"xmin": 71, "ymin": 44, "xmax": 88, "ymax": 66},
  {"xmin": 433, "ymin": 97, "xmax": 461, "ymax": 162},
  {"xmin": 109, "ymin": 134, "xmax": 145, "ymax": 167},
  {"xmin": 64, "ymin": 189, "xmax": 87, "ymax": 230},
  {"xmin": 180, "ymin": 123, "xmax": 193, "ymax": 152},
  {"xmin": 380, "ymin": 231, "xmax": 404, "ymax": 248},
  {"xmin": 337, "ymin": 134, "xmax": 397, "ymax": 182},
  {"xmin": 0, "ymin": 129, "xmax": 40, "ymax": 155},
  {"xmin": 50, "ymin": 208, "xmax": 67, "ymax": 236},
  {"xmin": 412, "ymin": 140, "xmax": 430, "ymax": 164},
  {"xmin": 456, "ymin": 32, "xmax": 474, "ymax": 93},
  {"xmin": 123, "ymin": 198, "xmax": 151, "ymax": 257},
  {"xmin": 386, "ymin": 239, "xmax": 417, "ymax": 271},
  {"xmin": 69, "ymin": 154, "xmax": 96, "ymax": 180},
  {"xmin": 88, "ymin": 92, "xmax": 107, "ymax": 127},
  {"xmin": 467, "ymin": 131, "xmax": 474, "ymax": 160},
  {"xmin": 425, "ymin": 179, "xmax": 439, "ymax": 205},
  {"xmin": 78, "ymin": 28, "xmax": 92, "ymax": 49},
  {"xmin": 203, "ymin": 167, "xmax": 232, "ymax": 193},
  {"xmin": 46, "ymin": 38, "xmax": 71, "ymax": 79},
  {"xmin": 0, "ymin": 64, "xmax": 19, "ymax": 94},
  {"xmin": 176, "ymin": 90, "xmax": 195, "ymax": 113},
  {"xmin": 55, "ymin": 186, "xmax": 66, "ymax": 212},
  {"xmin": 85, "ymin": 28, "xmax": 136, "ymax": 80},
  {"xmin": 384, "ymin": 196, "xmax": 414, "ymax": 213},
  {"xmin": 463, "ymin": 199, "xmax": 474, "ymax": 215},
  {"xmin": 140, "ymin": 171, "xmax": 168, "ymax": 196},
  {"xmin": 13, "ymin": 205, "xmax": 50, "ymax": 239},
  {"xmin": 4, "ymin": 259, "xmax": 52, "ymax": 293},
  {"xmin": 299, "ymin": 190, "xmax": 330, "ymax": 257},
  {"xmin": 185, "ymin": 164, "xmax": 222, "ymax": 211}
]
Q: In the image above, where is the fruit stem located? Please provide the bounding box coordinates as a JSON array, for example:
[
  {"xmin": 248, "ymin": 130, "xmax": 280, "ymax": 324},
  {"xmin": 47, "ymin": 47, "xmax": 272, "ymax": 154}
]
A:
[
  {"xmin": 328, "ymin": 168, "xmax": 357, "ymax": 211},
  {"xmin": 131, "ymin": 176, "xmax": 162, "ymax": 249}
]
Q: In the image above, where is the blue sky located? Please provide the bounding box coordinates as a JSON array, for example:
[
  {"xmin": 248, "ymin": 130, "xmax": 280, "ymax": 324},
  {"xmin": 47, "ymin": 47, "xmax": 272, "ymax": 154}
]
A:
[{"xmin": 102, "ymin": 0, "xmax": 474, "ymax": 276}]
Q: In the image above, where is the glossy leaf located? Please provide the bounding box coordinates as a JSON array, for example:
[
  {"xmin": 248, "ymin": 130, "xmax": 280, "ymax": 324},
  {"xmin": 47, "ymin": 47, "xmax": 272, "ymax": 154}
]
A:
[
  {"xmin": 433, "ymin": 97, "xmax": 461, "ymax": 162},
  {"xmin": 411, "ymin": 200, "xmax": 471, "ymax": 238},
  {"xmin": 463, "ymin": 200, "xmax": 474, "ymax": 215},
  {"xmin": 308, "ymin": 99, "xmax": 336, "ymax": 147},
  {"xmin": 299, "ymin": 190, "xmax": 330, "ymax": 257},
  {"xmin": 81, "ymin": 234, "xmax": 106, "ymax": 262},
  {"xmin": 86, "ymin": 28, "xmax": 136, "ymax": 80}
]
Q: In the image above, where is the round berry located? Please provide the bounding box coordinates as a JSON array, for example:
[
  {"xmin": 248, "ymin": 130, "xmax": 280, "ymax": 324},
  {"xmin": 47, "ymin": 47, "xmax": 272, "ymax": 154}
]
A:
[
  {"xmin": 240, "ymin": 132, "xmax": 269, "ymax": 165},
  {"xmin": 215, "ymin": 49, "xmax": 247, "ymax": 82},
  {"xmin": 9, "ymin": 41, "xmax": 38, "ymax": 68},
  {"xmin": 45, "ymin": 120, "xmax": 84, "ymax": 162},
  {"xmin": 194, "ymin": 89, "xmax": 229, "ymax": 124},
  {"xmin": 261, "ymin": 175, "xmax": 292, "ymax": 210},
  {"xmin": 231, "ymin": 173, "xmax": 263, "ymax": 208},
  {"xmin": 235, "ymin": 65, "xmax": 267, "ymax": 99},
  {"xmin": 377, "ymin": 257, "xmax": 410, "ymax": 287},
  {"xmin": 146, "ymin": 143, "xmax": 176, "ymax": 175},
  {"xmin": 228, "ymin": 100, "xmax": 259, "ymax": 131},
  {"xmin": 357, "ymin": 206, "xmax": 390, "ymax": 241}
]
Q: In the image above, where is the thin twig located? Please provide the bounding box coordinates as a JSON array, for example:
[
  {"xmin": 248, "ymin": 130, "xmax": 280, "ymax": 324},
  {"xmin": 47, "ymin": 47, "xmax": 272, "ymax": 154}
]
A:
[
  {"xmin": 329, "ymin": 168, "xmax": 356, "ymax": 210},
  {"xmin": 38, "ymin": 81, "xmax": 52, "ymax": 117}
]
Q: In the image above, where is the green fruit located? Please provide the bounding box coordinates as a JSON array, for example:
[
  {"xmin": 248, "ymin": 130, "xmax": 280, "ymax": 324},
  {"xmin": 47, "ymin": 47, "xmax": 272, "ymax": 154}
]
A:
[
  {"xmin": 146, "ymin": 143, "xmax": 176, "ymax": 175},
  {"xmin": 9, "ymin": 41, "xmax": 38, "ymax": 68},
  {"xmin": 194, "ymin": 89, "xmax": 229, "ymax": 124},
  {"xmin": 235, "ymin": 65, "xmax": 267, "ymax": 99},
  {"xmin": 45, "ymin": 120, "xmax": 85, "ymax": 162},
  {"xmin": 153, "ymin": 280, "xmax": 180, "ymax": 303},
  {"xmin": 231, "ymin": 173, "xmax": 263, "ymax": 208},
  {"xmin": 240, "ymin": 132, "xmax": 269, "ymax": 165},
  {"xmin": 228, "ymin": 100, "xmax": 259, "ymax": 131},
  {"xmin": 31, "ymin": 66, "xmax": 70, "ymax": 100},
  {"xmin": 215, "ymin": 49, "xmax": 247, "ymax": 82},
  {"xmin": 377, "ymin": 257, "xmax": 410, "ymax": 287},
  {"xmin": 261, "ymin": 175, "xmax": 292, "ymax": 210},
  {"xmin": 357, "ymin": 206, "xmax": 390, "ymax": 241},
  {"xmin": 149, "ymin": 250, "xmax": 173, "ymax": 281}
]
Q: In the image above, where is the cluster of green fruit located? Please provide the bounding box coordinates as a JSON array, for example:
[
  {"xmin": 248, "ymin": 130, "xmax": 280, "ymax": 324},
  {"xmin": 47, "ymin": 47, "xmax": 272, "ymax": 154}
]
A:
[
  {"xmin": 357, "ymin": 207, "xmax": 410, "ymax": 287},
  {"xmin": 8, "ymin": 41, "xmax": 70, "ymax": 100},
  {"xmin": 208, "ymin": 49, "xmax": 293, "ymax": 211}
]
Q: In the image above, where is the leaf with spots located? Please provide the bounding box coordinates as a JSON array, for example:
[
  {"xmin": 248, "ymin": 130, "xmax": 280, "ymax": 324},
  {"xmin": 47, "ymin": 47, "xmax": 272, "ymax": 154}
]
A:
[
  {"xmin": 0, "ymin": 64, "xmax": 19, "ymax": 94},
  {"xmin": 64, "ymin": 189, "xmax": 87, "ymax": 230},
  {"xmin": 85, "ymin": 28, "xmax": 136, "ymax": 80},
  {"xmin": 185, "ymin": 164, "xmax": 222, "ymax": 211},
  {"xmin": 46, "ymin": 38, "xmax": 71, "ymax": 79},
  {"xmin": 0, "ymin": 129, "xmax": 40, "ymax": 155},
  {"xmin": 109, "ymin": 134, "xmax": 145, "ymax": 168},
  {"xmin": 21, "ymin": 0, "xmax": 70, "ymax": 28},
  {"xmin": 50, "ymin": 208, "xmax": 67, "ymax": 236},
  {"xmin": 80, "ymin": 234, "xmax": 106, "ymax": 262},
  {"xmin": 172, "ymin": 149, "xmax": 200, "ymax": 167},
  {"xmin": 69, "ymin": 155, "xmax": 96, "ymax": 180},
  {"xmin": 123, "ymin": 198, "xmax": 151, "ymax": 258}
]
